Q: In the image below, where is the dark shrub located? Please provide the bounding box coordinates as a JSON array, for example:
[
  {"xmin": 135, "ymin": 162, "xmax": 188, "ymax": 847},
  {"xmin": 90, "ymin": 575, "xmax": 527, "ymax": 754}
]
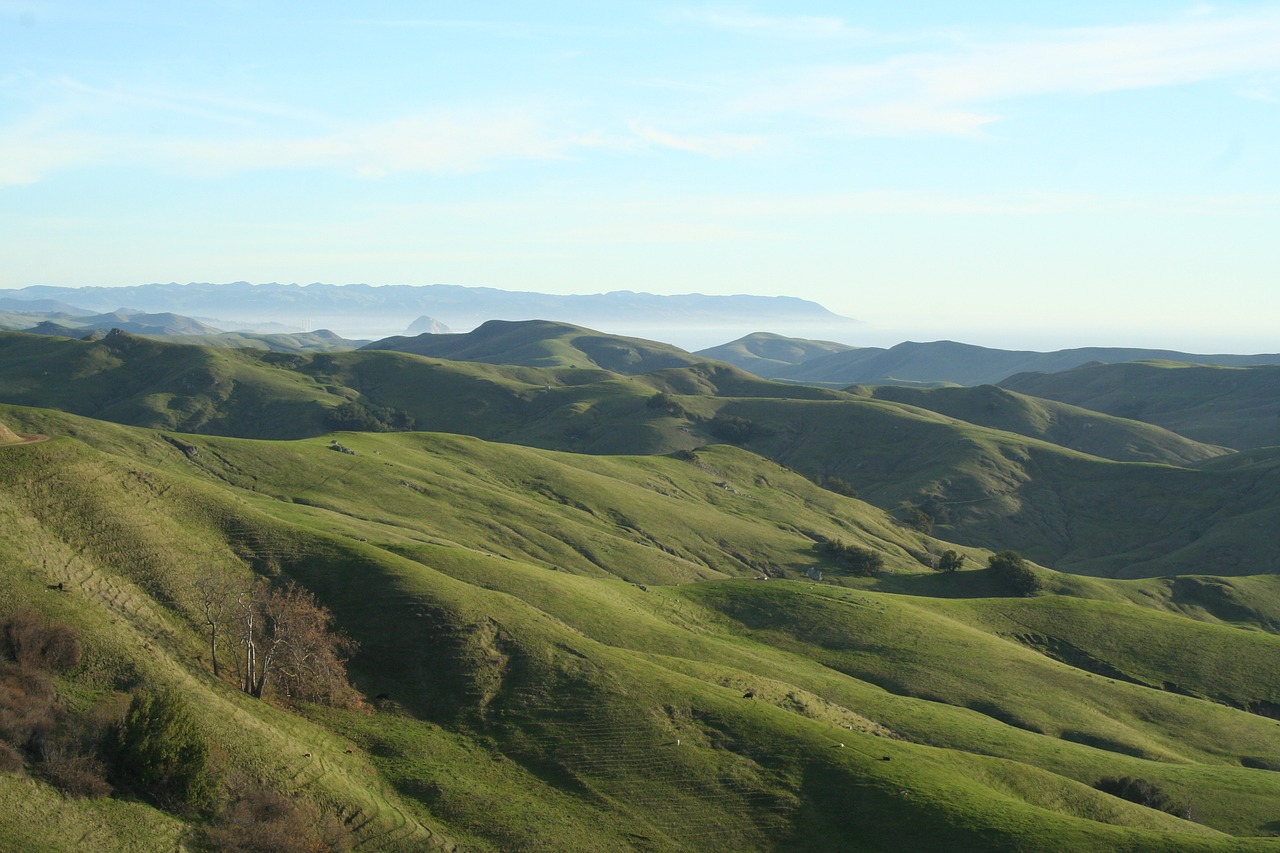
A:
[
  {"xmin": 646, "ymin": 393, "xmax": 687, "ymax": 417},
  {"xmin": 325, "ymin": 401, "xmax": 415, "ymax": 432},
  {"xmin": 814, "ymin": 475, "xmax": 858, "ymax": 498},
  {"xmin": 709, "ymin": 415, "xmax": 758, "ymax": 443},
  {"xmin": 114, "ymin": 688, "xmax": 215, "ymax": 812},
  {"xmin": 816, "ymin": 539, "xmax": 885, "ymax": 576},
  {"xmin": 1, "ymin": 608, "xmax": 81, "ymax": 672}
]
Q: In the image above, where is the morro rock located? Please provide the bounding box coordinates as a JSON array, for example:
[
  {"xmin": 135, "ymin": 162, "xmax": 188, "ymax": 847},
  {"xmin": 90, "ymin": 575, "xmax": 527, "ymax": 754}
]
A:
[{"xmin": 405, "ymin": 315, "xmax": 451, "ymax": 335}]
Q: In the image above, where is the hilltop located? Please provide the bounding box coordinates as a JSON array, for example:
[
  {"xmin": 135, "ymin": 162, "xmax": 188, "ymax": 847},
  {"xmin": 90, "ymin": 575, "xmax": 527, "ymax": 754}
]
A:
[
  {"xmin": 695, "ymin": 332, "xmax": 856, "ymax": 380},
  {"xmin": 363, "ymin": 318, "xmax": 706, "ymax": 373}
]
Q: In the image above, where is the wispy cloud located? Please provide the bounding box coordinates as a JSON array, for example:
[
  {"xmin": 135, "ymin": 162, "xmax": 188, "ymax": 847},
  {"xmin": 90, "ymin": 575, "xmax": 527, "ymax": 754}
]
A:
[
  {"xmin": 696, "ymin": 5, "xmax": 1280, "ymax": 136},
  {"xmin": 604, "ymin": 188, "xmax": 1280, "ymax": 220},
  {"xmin": 628, "ymin": 121, "xmax": 768, "ymax": 156},
  {"xmin": 675, "ymin": 7, "xmax": 870, "ymax": 40},
  {"xmin": 0, "ymin": 71, "xmax": 595, "ymax": 183}
]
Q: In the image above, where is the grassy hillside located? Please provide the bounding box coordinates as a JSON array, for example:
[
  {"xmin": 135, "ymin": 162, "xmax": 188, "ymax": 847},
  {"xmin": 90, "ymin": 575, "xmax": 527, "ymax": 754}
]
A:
[
  {"xmin": 688, "ymin": 392, "xmax": 1280, "ymax": 577},
  {"xmin": 8, "ymin": 407, "xmax": 1280, "ymax": 849},
  {"xmin": 2, "ymin": 330, "xmax": 1277, "ymax": 581},
  {"xmin": 769, "ymin": 341, "xmax": 1280, "ymax": 387},
  {"xmin": 863, "ymin": 384, "xmax": 1230, "ymax": 465},
  {"xmin": 1001, "ymin": 361, "xmax": 1280, "ymax": 451},
  {"xmin": 364, "ymin": 319, "xmax": 706, "ymax": 374},
  {"xmin": 695, "ymin": 333, "xmax": 856, "ymax": 380}
]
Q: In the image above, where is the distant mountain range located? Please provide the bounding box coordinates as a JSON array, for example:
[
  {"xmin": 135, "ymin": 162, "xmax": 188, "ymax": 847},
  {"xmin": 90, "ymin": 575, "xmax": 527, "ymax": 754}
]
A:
[{"xmin": 3, "ymin": 282, "xmax": 858, "ymax": 344}]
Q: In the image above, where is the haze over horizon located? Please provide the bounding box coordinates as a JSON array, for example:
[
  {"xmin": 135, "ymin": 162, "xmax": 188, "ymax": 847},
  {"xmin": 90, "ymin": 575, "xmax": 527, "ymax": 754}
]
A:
[{"xmin": 2, "ymin": 2, "xmax": 1277, "ymax": 353}]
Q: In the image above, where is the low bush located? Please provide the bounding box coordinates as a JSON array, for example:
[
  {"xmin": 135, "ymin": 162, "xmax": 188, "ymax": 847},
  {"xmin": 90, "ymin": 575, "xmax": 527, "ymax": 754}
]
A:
[{"xmin": 204, "ymin": 786, "xmax": 353, "ymax": 853}]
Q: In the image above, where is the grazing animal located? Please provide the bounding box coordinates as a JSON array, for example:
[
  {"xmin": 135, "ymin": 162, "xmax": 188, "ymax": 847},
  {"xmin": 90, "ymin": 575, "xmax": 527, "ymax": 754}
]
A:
[
  {"xmin": 742, "ymin": 689, "xmax": 756, "ymax": 699},
  {"xmin": 303, "ymin": 752, "xmax": 312, "ymax": 758}
]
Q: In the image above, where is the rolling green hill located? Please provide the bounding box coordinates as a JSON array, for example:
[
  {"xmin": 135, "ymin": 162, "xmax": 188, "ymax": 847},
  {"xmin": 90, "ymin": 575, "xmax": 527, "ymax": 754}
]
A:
[
  {"xmin": 861, "ymin": 383, "xmax": 1230, "ymax": 466},
  {"xmin": 7, "ymin": 406, "xmax": 1280, "ymax": 850},
  {"xmin": 363, "ymin": 319, "xmax": 707, "ymax": 373},
  {"xmin": 727, "ymin": 339, "xmax": 1280, "ymax": 387},
  {"xmin": 1, "ymin": 329, "xmax": 1276, "ymax": 581},
  {"xmin": 695, "ymin": 333, "xmax": 856, "ymax": 381},
  {"xmin": 1000, "ymin": 361, "xmax": 1280, "ymax": 451}
]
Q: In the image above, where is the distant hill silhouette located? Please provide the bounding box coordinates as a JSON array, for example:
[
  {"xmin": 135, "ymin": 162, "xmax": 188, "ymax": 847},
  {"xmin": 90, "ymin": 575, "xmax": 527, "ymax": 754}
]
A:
[
  {"xmin": 4, "ymin": 282, "xmax": 857, "ymax": 343},
  {"xmin": 364, "ymin": 319, "xmax": 707, "ymax": 373},
  {"xmin": 695, "ymin": 332, "xmax": 855, "ymax": 379},
  {"xmin": 706, "ymin": 336, "xmax": 1280, "ymax": 387}
]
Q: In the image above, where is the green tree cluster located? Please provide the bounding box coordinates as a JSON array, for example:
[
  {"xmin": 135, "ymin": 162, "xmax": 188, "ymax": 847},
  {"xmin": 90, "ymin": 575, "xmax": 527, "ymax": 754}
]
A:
[
  {"xmin": 987, "ymin": 551, "xmax": 1040, "ymax": 596},
  {"xmin": 816, "ymin": 539, "xmax": 885, "ymax": 576},
  {"xmin": 325, "ymin": 401, "xmax": 416, "ymax": 432}
]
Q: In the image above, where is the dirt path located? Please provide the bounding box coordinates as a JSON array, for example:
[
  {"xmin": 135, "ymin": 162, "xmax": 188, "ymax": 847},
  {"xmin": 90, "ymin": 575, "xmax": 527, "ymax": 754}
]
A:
[{"xmin": 0, "ymin": 434, "xmax": 51, "ymax": 447}]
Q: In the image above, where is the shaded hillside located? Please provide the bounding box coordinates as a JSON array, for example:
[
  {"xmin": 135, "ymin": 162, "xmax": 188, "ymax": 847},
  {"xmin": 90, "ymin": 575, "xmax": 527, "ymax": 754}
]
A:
[
  {"xmin": 696, "ymin": 332, "xmax": 856, "ymax": 380},
  {"xmin": 772, "ymin": 340, "xmax": 1280, "ymax": 387},
  {"xmin": 862, "ymin": 384, "xmax": 1229, "ymax": 465},
  {"xmin": 1001, "ymin": 362, "xmax": 1280, "ymax": 451},
  {"xmin": 162, "ymin": 328, "xmax": 367, "ymax": 353},
  {"xmin": 363, "ymin": 318, "xmax": 707, "ymax": 373},
  {"xmin": 634, "ymin": 392, "xmax": 1280, "ymax": 578},
  {"xmin": 0, "ymin": 329, "xmax": 830, "ymax": 451},
  {"xmin": 23, "ymin": 310, "xmax": 224, "ymax": 337}
]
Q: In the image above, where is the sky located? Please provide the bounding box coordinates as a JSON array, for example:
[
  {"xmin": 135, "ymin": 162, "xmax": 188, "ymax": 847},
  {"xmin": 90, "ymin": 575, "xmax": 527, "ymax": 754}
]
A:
[{"xmin": 2, "ymin": 1, "xmax": 1278, "ymax": 351}]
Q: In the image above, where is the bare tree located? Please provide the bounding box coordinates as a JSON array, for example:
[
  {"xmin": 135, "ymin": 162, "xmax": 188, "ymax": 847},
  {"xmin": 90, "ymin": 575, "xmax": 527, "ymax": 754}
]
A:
[
  {"xmin": 197, "ymin": 575, "xmax": 356, "ymax": 706},
  {"xmin": 194, "ymin": 573, "xmax": 238, "ymax": 678}
]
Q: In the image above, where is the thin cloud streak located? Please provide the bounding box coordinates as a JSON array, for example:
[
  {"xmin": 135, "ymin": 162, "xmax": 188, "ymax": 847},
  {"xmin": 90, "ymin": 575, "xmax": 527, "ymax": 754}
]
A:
[
  {"xmin": 628, "ymin": 121, "xmax": 768, "ymax": 156},
  {"xmin": 713, "ymin": 6, "xmax": 1280, "ymax": 135},
  {"xmin": 675, "ymin": 7, "xmax": 872, "ymax": 40}
]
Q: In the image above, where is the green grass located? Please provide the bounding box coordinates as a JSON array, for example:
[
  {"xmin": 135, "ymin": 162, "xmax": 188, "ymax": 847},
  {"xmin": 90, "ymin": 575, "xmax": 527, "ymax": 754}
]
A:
[
  {"xmin": 364, "ymin": 318, "xmax": 707, "ymax": 374},
  {"xmin": 7, "ymin": 330, "xmax": 1278, "ymax": 580},
  {"xmin": 1001, "ymin": 360, "xmax": 1280, "ymax": 451},
  {"xmin": 7, "ymin": 405, "xmax": 1280, "ymax": 848}
]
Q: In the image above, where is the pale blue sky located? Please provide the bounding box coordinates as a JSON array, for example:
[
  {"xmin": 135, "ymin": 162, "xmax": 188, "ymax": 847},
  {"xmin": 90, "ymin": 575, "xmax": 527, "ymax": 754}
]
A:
[{"xmin": 2, "ymin": 2, "xmax": 1278, "ymax": 350}]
